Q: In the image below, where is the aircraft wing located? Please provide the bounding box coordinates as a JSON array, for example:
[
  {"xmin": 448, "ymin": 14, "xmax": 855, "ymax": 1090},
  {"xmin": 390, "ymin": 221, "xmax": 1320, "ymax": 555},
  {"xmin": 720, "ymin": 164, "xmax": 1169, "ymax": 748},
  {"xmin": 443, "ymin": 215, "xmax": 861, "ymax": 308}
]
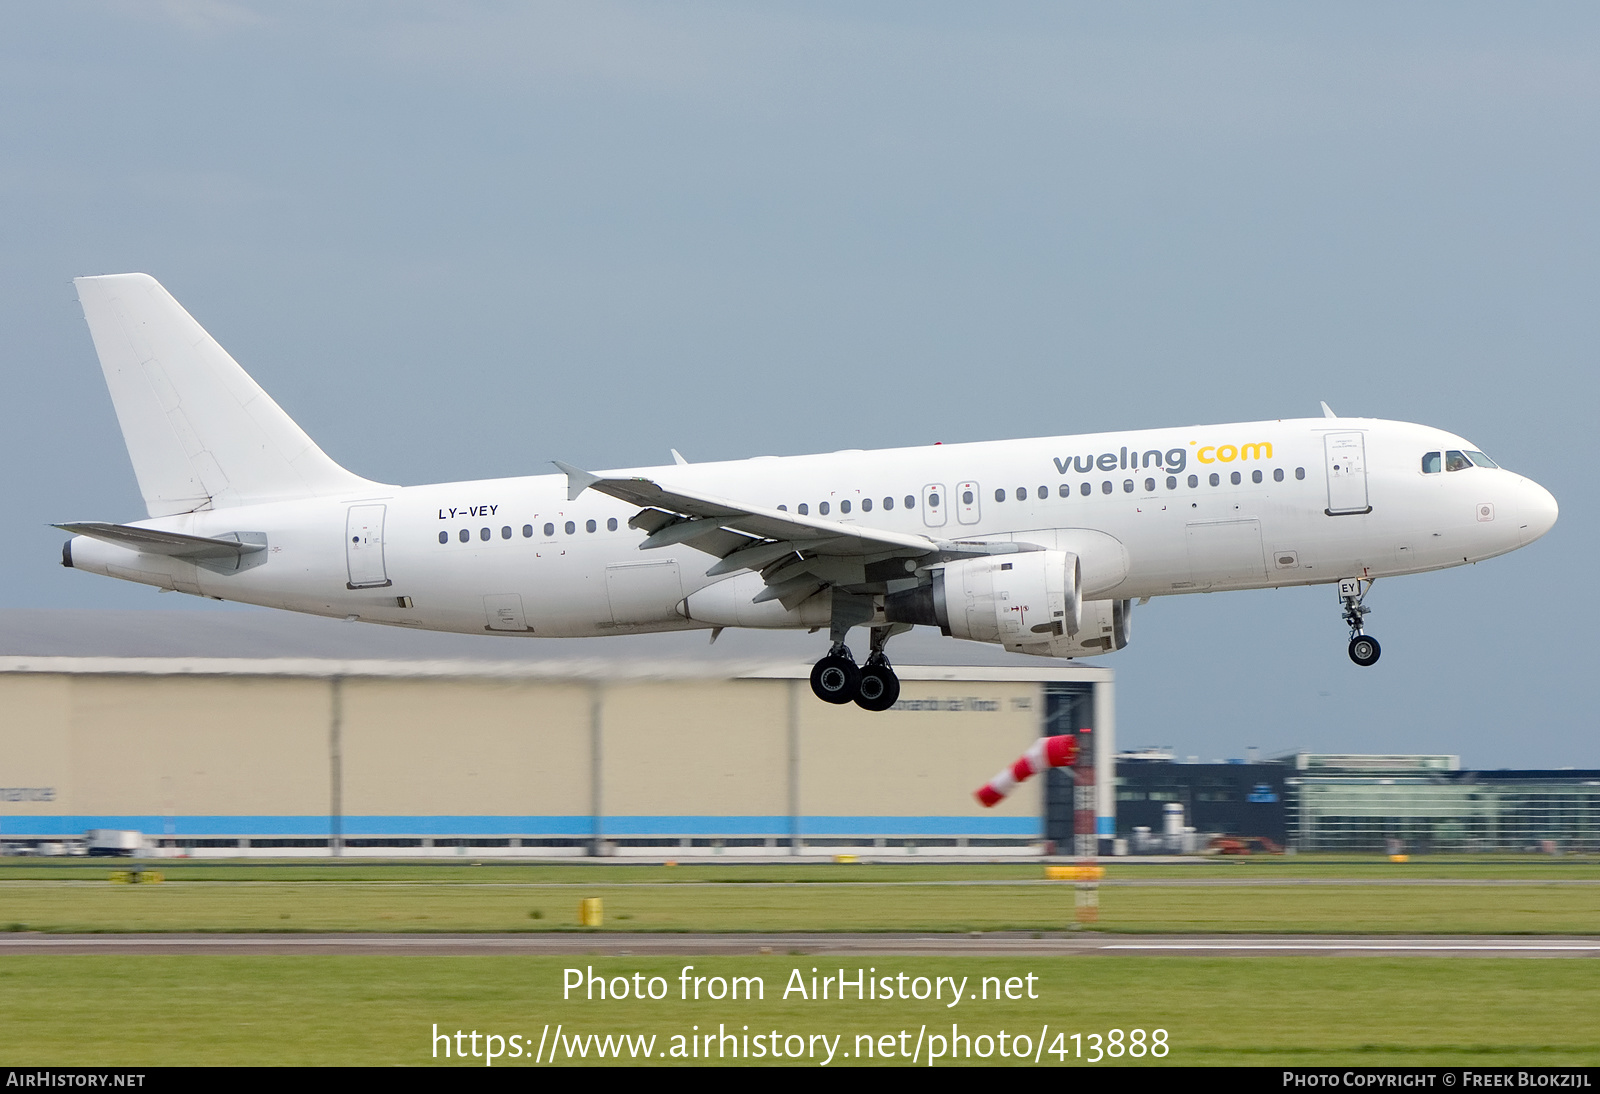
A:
[
  {"xmin": 554, "ymin": 462, "xmax": 1036, "ymax": 610},
  {"xmin": 54, "ymin": 522, "xmax": 265, "ymax": 561}
]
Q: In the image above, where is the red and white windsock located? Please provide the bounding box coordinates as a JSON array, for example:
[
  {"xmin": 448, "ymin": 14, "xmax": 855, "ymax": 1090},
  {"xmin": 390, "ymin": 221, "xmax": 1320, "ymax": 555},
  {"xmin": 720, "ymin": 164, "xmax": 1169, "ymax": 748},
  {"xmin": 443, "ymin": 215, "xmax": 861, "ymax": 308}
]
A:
[{"xmin": 974, "ymin": 734, "xmax": 1079, "ymax": 807}]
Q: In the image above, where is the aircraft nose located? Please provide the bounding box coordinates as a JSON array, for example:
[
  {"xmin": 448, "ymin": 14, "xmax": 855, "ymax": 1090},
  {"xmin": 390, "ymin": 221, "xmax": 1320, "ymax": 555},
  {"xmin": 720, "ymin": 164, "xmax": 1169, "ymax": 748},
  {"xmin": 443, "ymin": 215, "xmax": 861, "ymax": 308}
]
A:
[{"xmin": 1518, "ymin": 478, "xmax": 1558, "ymax": 545}]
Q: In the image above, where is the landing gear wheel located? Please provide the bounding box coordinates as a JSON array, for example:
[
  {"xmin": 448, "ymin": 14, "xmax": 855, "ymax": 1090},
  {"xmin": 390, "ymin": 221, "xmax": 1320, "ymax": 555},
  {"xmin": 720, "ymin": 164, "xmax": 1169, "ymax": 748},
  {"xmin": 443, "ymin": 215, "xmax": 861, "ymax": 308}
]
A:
[
  {"xmin": 855, "ymin": 660, "xmax": 901, "ymax": 712},
  {"xmin": 810, "ymin": 651, "xmax": 861, "ymax": 704},
  {"xmin": 1348, "ymin": 635, "xmax": 1381, "ymax": 667}
]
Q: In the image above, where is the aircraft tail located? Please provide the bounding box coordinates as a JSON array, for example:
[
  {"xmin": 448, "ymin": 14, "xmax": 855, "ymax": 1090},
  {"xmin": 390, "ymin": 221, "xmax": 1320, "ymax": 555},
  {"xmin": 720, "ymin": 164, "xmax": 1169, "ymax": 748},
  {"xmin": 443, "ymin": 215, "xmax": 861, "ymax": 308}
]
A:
[{"xmin": 73, "ymin": 273, "xmax": 380, "ymax": 517}]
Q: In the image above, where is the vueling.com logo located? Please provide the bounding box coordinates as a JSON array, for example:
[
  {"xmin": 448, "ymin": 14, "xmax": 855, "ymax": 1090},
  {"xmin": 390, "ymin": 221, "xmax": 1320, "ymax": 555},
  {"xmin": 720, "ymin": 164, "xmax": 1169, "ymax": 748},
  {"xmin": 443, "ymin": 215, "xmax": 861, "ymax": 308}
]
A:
[{"xmin": 1050, "ymin": 440, "xmax": 1273, "ymax": 477}]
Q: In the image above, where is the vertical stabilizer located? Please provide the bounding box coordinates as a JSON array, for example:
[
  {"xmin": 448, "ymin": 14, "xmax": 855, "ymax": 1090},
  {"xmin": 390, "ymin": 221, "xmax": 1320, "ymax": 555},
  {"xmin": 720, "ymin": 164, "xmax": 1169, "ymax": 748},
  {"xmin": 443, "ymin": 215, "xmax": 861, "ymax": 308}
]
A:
[{"xmin": 74, "ymin": 273, "xmax": 381, "ymax": 516}]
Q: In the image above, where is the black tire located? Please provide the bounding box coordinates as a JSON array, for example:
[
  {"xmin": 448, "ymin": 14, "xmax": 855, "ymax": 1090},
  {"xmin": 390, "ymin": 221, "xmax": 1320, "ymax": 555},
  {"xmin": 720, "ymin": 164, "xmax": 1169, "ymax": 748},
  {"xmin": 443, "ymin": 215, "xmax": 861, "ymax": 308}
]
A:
[
  {"xmin": 1348, "ymin": 635, "xmax": 1381, "ymax": 667},
  {"xmin": 810, "ymin": 655, "xmax": 861, "ymax": 704},
  {"xmin": 855, "ymin": 665, "xmax": 901, "ymax": 712}
]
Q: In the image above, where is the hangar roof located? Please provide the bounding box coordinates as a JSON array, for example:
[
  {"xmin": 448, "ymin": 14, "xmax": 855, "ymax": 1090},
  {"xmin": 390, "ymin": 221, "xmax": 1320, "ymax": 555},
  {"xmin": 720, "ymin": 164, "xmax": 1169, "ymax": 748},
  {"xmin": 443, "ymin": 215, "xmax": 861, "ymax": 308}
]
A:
[{"xmin": 0, "ymin": 609, "xmax": 1110, "ymax": 682}]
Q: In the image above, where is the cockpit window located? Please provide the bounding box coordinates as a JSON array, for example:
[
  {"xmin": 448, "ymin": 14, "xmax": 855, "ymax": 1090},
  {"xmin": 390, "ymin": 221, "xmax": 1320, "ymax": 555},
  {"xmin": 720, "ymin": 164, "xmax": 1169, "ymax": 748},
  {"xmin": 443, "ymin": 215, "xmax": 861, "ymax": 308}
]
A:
[
  {"xmin": 1445, "ymin": 450, "xmax": 1472, "ymax": 472},
  {"xmin": 1421, "ymin": 452, "xmax": 1441, "ymax": 474},
  {"xmin": 1466, "ymin": 450, "xmax": 1498, "ymax": 469}
]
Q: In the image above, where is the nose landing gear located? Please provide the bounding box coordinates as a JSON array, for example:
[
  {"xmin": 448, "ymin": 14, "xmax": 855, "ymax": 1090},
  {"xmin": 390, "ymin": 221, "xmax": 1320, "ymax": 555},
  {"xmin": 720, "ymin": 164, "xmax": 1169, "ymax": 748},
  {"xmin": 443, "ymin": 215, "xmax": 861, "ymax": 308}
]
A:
[{"xmin": 1340, "ymin": 578, "xmax": 1381, "ymax": 666}]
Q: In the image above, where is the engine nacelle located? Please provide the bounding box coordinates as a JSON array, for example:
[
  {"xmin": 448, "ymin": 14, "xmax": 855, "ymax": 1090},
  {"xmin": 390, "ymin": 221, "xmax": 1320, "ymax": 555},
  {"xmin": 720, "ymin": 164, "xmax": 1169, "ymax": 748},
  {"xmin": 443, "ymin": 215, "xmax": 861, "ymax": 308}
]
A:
[
  {"xmin": 884, "ymin": 550, "xmax": 1082, "ymax": 645},
  {"xmin": 1007, "ymin": 597, "xmax": 1132, "ymax": 658}
]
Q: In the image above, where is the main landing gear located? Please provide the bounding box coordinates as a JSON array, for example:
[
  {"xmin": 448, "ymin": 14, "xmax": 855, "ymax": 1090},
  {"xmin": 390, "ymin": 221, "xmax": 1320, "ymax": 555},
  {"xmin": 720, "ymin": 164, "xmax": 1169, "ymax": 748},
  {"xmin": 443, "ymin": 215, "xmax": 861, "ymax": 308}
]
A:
[
  {"xmin": 1339, "ymin": 577, "xmax": 1381, "ymax": 667},
  {"xmin": 810, "ymin": 624, "xmax": 905, "ymax": 711}
]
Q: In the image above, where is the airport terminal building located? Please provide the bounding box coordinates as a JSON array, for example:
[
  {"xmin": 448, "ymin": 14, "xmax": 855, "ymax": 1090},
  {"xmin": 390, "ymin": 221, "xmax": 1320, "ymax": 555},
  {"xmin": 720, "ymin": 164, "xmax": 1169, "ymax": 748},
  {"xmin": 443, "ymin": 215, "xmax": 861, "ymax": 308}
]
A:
[{"xmin": 1115, "ymin": 752, "xmax": 1600, "ymax": 853}]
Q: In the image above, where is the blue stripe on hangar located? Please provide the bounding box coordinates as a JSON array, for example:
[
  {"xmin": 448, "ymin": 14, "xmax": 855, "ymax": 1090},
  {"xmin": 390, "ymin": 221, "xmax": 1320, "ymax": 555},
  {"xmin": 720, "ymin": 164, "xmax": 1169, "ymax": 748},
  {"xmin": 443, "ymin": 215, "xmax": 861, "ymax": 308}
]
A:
[{"xmin": 2, "ymin": 815, "xmax": 1041, "ymax": 838}]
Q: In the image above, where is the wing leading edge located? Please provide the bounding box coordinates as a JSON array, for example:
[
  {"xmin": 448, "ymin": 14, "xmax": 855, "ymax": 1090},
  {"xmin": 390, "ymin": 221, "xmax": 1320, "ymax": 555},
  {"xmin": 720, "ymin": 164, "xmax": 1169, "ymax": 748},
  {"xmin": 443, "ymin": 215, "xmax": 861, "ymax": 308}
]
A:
[{"xmin": 554, "ymin": 463, "xmax": 1038, "ymax": 611}]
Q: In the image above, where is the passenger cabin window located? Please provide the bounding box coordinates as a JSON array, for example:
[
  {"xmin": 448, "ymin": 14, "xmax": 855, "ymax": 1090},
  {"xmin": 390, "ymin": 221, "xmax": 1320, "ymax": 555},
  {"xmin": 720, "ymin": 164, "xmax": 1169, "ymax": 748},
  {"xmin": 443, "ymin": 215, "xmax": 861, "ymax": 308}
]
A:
[
  {"xmin": 458, "ymin": 529, "xmax": 469, "ymax": 543},
  {"xmin": 862, "ymin": 498, "xmax": 873, "ymax": 512},
  {"xmin": 904, "ymin": 495, "xmax": 916, "ymax": 509},
  {"xmin": 1123, "ymin": 479, "xmax": 1134, "ymax": 493},
  {"xmin": 1230, "ymin": 471, "xmax": 1241, "ymax": 485},
  {"xmin": 1252, "ymin": 470, "xmax": 1262, "ymax": 484},
  {"xmin": 1037, "ymin": 486, "xmax": 1047, "ymax": 500},
  {"xmin": 1144, "ymin": 478, "xmax": 1156, "ymax": 492},
  {"xmin": 1080, "ymin": 483, "xmax": 1091, "ymax": 496},
  {"xmin": 1015, "ymin": 486, "xmax": 1026, "ymax": 500},
  {"xmin": 544, "ymin": 523, "xmax": 555, "ymax": 537},
  {"xmin": 586, "ymin": 519, "xmax": 597, "ymax": 532},
  {"xmin": 607, "ymin": 518, "xmax": 618, "ymax": 531},
  {"xmin": 438, "ymin": 531, "xmax": 448, "ymax": 544},
  {"xmin": 1059, "ymin": 484, "xmax": 1071, "ymax": 497},
  {"xmin": 819, "ymin": 501, "xmax": 829, "ymax": 515},
  {"xmin": 480, "ymin": 527, "xmax": 490, "ymax": 541},
  {"xmin": 1209, "ymin": 473, "xmax": 1220, "ymax": 487},
  {"xmin": 522, "ymin": 524, "xmax": 533, "ymax": 538},
  {"xmin": 1422, "ymin": 452, "xmax": 1442, "ymax": 474},
  {"xmin": 501, "ymin": 526, "xmax": 512, "ymax": 539},
  {"xmin": 1101, "ymin": 481, "xmax": 1112, "ymax": 494},
  {"xmin": 777, "ymin": 505, "xmax": 787, "ymax": 511},
  {"xmin": 927, "ymin": 493, "xmax": 939, "ymax": 507},
  {"xmin": 992, "ymin": 488, "xmax": 1003, "ymax": 503},
  {"xmin": 1445, "ymin": 450, "xmax": 1472, "ymax": 472},
  {"xmin": 1273, "ymin": 468, "xmax": 1284, "ymax": 482},
  {"xmin": 1295, "ymin": 467, "xmax": 1305, "ymax": 480},
  {"xmin": 1167, "ymin": 476, "xmax": 1177, "ymax": 490},
  {"xmin": 840, "ymin": 500, "xmax": 851, "ymax": 514},
  {"xmin": 1187, "ymin": 475, "xmax": 1198, "ymax": 488},
  {"xmin": 882, "ymin": 497, "xmax": 894, "ymax": 510},
  {"xmin": 797, "ymin": 504, "xmax": 808, "ymax": 515},
  {"xmin": 564, "ymin": 521, "xmax": 575, "ymax": 535}
]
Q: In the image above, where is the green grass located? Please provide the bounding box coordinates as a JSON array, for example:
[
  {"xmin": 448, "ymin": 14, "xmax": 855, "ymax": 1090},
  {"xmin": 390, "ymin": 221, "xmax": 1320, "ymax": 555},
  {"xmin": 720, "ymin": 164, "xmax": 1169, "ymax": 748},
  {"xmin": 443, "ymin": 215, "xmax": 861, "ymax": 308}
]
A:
[
  {"xmin": 0, "ymin": 956, "xmax": 1593, "ymax": 1066},
  {"xmin": 1, "ymin": 877, "xmax": 1597, "ymax": 933}
]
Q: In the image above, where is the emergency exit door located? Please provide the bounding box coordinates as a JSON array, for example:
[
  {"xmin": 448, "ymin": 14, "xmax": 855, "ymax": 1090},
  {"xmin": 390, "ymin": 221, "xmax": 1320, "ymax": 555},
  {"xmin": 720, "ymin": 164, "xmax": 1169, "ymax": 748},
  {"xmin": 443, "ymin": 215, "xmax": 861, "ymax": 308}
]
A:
[{"xmin": 345, "ymin": 504, "xmax": 392, "ymax": 589}]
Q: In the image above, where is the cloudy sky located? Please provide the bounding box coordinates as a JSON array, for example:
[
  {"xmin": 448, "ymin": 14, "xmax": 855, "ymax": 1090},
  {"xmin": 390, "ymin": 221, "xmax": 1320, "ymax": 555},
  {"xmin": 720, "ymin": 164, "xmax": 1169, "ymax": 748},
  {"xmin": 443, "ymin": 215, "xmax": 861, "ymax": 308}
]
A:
[{"xmin": 3, "ymin": 3, "xmax": 1593, "ymax": 766}]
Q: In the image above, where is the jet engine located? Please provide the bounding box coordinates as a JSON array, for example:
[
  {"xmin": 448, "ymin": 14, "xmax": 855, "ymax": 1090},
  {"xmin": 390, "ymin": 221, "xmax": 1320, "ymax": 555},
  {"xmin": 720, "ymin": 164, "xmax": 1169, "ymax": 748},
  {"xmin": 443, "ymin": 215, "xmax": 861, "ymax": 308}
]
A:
[
  {"xmin": 1008, "ymin": 596, "xmax": 1132, "ymax": 658},
  {"xmin": 884, "ymin": 550, "xmax": 1083, "ymax": 647}
]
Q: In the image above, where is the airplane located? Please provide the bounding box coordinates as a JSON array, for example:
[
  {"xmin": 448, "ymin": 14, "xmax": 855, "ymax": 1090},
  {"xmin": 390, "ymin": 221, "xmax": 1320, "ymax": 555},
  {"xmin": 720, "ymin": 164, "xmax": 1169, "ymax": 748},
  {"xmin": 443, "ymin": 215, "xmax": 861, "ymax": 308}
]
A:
[{"xmin": 58, "ymin": 273, "xmax": 1558, "ymax": 711}]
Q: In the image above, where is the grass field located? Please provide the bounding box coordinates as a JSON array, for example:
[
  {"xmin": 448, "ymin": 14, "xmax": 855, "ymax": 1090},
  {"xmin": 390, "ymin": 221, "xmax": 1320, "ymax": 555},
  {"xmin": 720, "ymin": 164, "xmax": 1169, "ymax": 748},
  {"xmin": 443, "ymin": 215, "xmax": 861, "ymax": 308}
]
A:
[
  {"xmin": 0, "ymin": 857, "xmax": 1596, "ymax": 934},
  {"xmin": 3, "ymin": 854, "xmax": 1597, "ymax": 883},
  {"xmin": 0, "ymin": 955, "xmax": 1595, "ymax": 1067}
]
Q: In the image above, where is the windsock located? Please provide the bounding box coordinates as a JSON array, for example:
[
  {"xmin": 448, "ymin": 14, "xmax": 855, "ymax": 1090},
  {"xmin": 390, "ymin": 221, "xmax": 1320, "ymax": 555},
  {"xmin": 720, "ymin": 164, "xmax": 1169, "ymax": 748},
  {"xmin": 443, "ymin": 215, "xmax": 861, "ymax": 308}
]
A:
[{"xmin": 974, "ymin": 734, "xmax": 1079, "ymax": 807}]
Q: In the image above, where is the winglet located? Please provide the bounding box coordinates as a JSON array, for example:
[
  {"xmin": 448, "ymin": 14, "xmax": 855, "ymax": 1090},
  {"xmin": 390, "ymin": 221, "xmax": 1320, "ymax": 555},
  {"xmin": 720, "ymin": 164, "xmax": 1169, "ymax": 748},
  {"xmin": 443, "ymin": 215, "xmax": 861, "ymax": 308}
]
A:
[
  {"xmin": 670, "ymin": 449, "xmax": 689, "ymax": 466},
  {"xmin": 1320, "ymin": 401, "xmax": 1337, "ymax": 419},
  {"xmin": 552, "ymin": 460, "xmax": 602, "ymax": 501}
]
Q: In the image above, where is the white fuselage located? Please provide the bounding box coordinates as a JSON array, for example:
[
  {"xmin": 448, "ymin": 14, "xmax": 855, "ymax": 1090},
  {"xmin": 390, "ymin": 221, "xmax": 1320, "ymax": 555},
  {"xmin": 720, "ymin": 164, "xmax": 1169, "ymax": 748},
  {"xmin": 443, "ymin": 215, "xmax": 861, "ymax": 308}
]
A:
[{"xmin": 65, "ymin": 416, "xmax": 1558, "ymax": 647}]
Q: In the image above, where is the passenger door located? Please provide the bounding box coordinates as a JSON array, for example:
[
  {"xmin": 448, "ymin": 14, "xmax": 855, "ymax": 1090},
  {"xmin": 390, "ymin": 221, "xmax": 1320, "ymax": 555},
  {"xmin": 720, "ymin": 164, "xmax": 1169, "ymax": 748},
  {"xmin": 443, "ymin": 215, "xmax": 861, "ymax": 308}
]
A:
[
  {"xmin": 345, "ymin": 504, "xmax": 391, "ymax": 589},
  {"xmin": 1324, "ymin": 432, "xmax": 1371, "ymax": 515}
]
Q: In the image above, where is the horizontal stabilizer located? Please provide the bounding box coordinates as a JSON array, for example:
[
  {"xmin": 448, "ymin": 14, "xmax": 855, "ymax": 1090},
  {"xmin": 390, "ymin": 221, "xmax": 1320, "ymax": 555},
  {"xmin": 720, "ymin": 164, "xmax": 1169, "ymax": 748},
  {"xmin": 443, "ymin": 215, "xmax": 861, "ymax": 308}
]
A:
[{"xmin": 54, "ymin": 522, "xmax": 265, "ymax": 561}]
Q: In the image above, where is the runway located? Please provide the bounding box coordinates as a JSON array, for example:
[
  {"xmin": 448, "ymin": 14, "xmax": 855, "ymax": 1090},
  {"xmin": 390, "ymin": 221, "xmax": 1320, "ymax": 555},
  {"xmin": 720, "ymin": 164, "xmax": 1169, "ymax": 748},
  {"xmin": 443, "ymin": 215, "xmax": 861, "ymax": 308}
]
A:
[{"xmin": 2, "ymin": 933, "xmax": 1598, "ymax": 956}]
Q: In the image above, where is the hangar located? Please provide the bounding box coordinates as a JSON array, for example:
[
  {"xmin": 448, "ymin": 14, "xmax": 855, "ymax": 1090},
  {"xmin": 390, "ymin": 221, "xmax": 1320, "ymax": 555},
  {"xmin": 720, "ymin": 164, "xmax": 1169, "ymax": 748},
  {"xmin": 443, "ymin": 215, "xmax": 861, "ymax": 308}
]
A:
[{"xmin": 0, "ymin": 611, "xmax": 1115, "ymax": 857}]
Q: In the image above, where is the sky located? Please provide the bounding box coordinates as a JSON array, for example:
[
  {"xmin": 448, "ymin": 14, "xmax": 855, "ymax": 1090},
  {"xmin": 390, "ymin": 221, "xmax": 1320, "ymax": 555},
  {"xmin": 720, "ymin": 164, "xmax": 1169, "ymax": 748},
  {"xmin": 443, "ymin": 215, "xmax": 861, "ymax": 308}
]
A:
[{"xmin": 2, "ymin": 2, "xmax": 1594, "ymax": 767}]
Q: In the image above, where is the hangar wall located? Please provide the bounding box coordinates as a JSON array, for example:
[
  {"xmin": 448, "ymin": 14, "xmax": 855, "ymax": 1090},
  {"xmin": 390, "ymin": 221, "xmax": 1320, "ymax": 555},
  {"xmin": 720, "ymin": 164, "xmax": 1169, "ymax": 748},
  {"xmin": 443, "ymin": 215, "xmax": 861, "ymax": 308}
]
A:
[{"xmin": 0, "ymin": 658, "xmax": 1113, "ymax": 855}]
